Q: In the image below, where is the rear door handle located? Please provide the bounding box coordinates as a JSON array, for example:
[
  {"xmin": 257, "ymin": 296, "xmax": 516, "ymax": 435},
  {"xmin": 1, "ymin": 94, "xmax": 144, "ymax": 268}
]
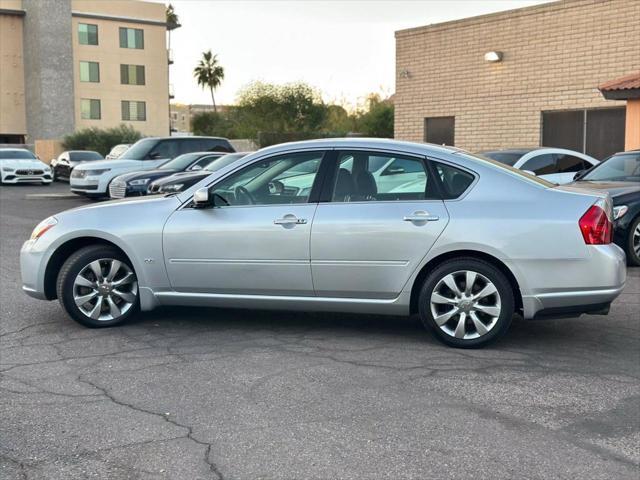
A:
[{"xmin": 403, "ymin": 211, "xmax": 439, "ymax": 222}]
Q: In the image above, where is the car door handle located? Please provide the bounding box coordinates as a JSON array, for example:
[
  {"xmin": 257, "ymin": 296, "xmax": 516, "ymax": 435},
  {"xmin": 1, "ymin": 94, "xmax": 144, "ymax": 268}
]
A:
[
  {"xmin": 403, "ymin": 211, "xmax": 439, "ymax": 222},
  {"xmin": 274, "ymin": 216, "xmax": 307, "ymax": 225}
]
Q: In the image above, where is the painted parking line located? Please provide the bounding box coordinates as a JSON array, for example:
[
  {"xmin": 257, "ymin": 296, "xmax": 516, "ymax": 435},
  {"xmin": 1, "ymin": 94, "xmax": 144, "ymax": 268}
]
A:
[{"xmin": 25, "ymin": 193, "xmax": 79, "ymax": 199}]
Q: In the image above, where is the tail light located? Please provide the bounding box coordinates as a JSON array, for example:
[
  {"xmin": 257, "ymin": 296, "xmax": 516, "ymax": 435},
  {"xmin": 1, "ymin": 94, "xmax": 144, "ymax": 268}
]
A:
[{"xmin": 579, "ymin": 198, "xmax": 613, "ymax": 245}]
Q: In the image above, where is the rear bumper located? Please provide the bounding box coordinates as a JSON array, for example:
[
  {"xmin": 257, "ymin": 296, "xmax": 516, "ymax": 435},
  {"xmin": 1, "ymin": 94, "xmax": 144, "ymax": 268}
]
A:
[{"xmin": 521, "ymin": 244, "xmax": 626, "ymax": 319}]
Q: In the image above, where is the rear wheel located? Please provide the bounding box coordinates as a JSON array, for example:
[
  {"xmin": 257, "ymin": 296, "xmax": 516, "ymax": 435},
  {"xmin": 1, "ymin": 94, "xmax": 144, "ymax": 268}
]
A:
[
  {"xmin": 418, "ymin": 258, "xmax": 514, "ymax": 348},
  {"xmin": 56, "ymin": 245, "xmax": 139, "ymax": 327},
  {"xmin": 627, "ymin": 216, "xmax": 640, "ymax": 267}
]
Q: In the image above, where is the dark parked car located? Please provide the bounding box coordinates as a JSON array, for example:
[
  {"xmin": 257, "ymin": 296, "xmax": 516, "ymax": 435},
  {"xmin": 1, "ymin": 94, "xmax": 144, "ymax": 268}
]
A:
[
  {"xmin": 148, "ymin": 152, "xmax": 249, "ymax": 194},
  {"xmin": 571, "ymin": 149, "xmax": 640, "ymax": 266},
  {"xmin": 70, "ymin": 136, "xmax": 235, "ymax": 198},
  {"xmin": 108, "ymin": 152, "xmax": 225, "ymax": 198},
  {"xmin": 51, "ymin": 150, "xmax": 103, "ymax": 182}
]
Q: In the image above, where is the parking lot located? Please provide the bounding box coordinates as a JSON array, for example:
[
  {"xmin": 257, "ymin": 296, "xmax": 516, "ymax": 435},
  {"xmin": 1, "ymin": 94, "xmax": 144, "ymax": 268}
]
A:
[{"xmin": 1, "ymin": 182, "xmax": 639, "ymax": 479}]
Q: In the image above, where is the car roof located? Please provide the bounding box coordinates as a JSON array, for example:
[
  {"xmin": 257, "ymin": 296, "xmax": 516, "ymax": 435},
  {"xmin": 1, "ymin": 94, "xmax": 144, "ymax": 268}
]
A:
[
  {"xmin": 0, "ymin": 147, "xmax": 31, "ymax": 152},
  {"xmin": 480, "ymin": 148, "xmax": 541, "ymax": 155},
  {"xmin": 137, "ymin": 136, "xmax": 230, "ymax": 141},
  {"xmin": 255, "ymin": 137, "xmax": 458, "ymax": 157}
]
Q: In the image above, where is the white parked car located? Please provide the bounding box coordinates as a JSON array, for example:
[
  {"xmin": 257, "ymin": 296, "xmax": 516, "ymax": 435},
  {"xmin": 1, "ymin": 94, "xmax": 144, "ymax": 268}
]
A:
[
  {"xmin": 70, "ymin": 136, "xmax": 234, "ymax": 198},
  {"xmin": 480, "ymin": 147, "xmax": 599, "ymax": 184},
  {"xmin": 0, "ymin": 148, "xmax": 52, "ymax": 185}
]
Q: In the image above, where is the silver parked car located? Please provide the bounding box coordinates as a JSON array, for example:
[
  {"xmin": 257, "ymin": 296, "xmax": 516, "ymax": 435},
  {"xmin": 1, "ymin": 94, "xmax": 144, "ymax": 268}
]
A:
[{"xmin": 21, "ymin": 139, "xmax": 626, "ymax": 348}]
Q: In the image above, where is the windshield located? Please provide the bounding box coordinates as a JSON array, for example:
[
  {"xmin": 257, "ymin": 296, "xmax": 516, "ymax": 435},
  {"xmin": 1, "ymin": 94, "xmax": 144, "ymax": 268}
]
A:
[
  {"xmin": 481, "ymin": 151, "xmax": 526, "ymax": 166},
  {"xmin": 457, "ymin": 151, "xmax": 555, "ymax": 187},
  {"xmin": 159, "ymin": 153, "xmax": 206, "ymax": 170},
  {"xmin": 0, "ymin": 150, "xmax": 37, "ymax": 160},
  {"xmin": 69, "ymin": 151, "xmax": 103, "ymax": 161},
  {"xmin": 581, "ymin": 153, "xmax": 640, "ymax": 182},
  {"xmin": 204, "ymin": 153, "xmax": 248, "ymax": 172},
  {"xmin": 118, "ymin": 139, "xmax": 155, "ymax": 160}
]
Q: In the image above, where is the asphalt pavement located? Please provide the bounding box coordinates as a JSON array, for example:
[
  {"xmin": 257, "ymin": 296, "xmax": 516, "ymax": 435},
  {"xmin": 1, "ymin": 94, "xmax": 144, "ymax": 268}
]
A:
[{"xmin": 1, "ymin": 182, "xmax": 639, "ymax": 479}]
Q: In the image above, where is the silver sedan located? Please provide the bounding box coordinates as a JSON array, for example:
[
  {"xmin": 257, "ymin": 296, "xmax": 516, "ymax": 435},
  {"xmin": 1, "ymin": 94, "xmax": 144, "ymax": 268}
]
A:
[{"xmin": 20, "ymin": 139, "xmax": 626, "ymax": 348}]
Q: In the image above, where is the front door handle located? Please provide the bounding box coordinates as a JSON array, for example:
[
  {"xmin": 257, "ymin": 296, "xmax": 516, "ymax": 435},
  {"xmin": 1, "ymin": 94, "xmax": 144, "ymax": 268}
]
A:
[
  {"xmin": 274, "ymin": 215, "xmax": 307, "ymax": 226},
  {"xmin": 403, "ymin": 211, "xmax": 439, "ymax": 222}
]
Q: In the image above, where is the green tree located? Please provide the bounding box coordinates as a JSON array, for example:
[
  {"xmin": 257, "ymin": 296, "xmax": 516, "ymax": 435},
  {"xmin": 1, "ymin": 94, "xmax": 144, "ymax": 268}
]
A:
[
  {"xmin": 166, "ymin": 4, "xmax": 180, "ymax": 29},
  {"xmin": 194, "ymin": 50, "xmax": 225, "ymax": 112},
  {"xmin": 355, "ymin": 94, "xmax": 394, "ymax": 138},
  {"xmin": 62, "ymin": 125, "xmax": 143, "ymax": 156}
]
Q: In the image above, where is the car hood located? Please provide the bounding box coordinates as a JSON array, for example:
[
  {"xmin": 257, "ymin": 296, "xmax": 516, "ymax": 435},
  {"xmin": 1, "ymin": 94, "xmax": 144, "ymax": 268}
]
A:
[
  {"xmin": 73, "ymin": 159, "xmax": 146, "ymax": 171},
  {"xmin": 568, "ymin": 181, "xmax": 640, "ymax": 198},
  {"xmin": 115, "ymin": 169, "xmax": 177, "ymax": 183},
  {"xmin": 68, "ymin": 159, "xmax": 103, "ymax": 167},
  {"xmin": 152, "ymin": 171, "xmax": 209, "ymax": 186},
  {"xmin": 0, "ymin": 159, "xmax": 48, "ymax": 170}
]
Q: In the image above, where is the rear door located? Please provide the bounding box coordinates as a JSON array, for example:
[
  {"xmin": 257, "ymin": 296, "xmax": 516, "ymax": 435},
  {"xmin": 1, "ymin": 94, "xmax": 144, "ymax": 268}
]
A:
[{"xmin": 310, "ymin": 150, "xmax": 450, "ymax": 299}]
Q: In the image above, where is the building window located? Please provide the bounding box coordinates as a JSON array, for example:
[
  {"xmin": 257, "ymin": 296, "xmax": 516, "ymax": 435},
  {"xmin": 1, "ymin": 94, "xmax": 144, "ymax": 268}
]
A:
[
  {"xmin": 79, "ymin": 61, "xmax": 100, "ymax": 82},
  {"xmin": 78, "ymin": 23, "xmax": 98, "ymax": 45},
  {"xmin": 120, "ymin": 64, "xmax": 145, "ymax": 85},
  {"xmin": 119, "ymin": 27, "xmax": 144, "ymax": 49},
  {"xmin": 80, "ymin": 99, "xmax": 101, "ymax": 120},
  {"xmin": 424, "ymin": 116, "xmax": 455, "ymax": 146},
  {"xmin": 542, "ymin": 108, "xmax": 625, "ymax": 159},
  {"xmin": 122, "ymin": 101, "xmax": 146, "ymax": 121}
]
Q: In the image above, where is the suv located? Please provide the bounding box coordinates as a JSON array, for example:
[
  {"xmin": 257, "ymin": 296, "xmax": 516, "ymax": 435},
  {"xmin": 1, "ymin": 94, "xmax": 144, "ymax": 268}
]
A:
[{"xmin": 70, "ymin": 136, "xmax": 234, "ymax": 198}]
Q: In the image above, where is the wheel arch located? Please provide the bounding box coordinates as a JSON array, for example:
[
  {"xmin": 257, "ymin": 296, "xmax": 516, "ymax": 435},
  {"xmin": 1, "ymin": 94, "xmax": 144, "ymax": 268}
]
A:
[
  {"xmin": 43, "ymin": 236, "xmax": 134, "ymax": 300},
  {"xmin": 409, "ymin": 249, "xmax": 523, "ymax": 316}
]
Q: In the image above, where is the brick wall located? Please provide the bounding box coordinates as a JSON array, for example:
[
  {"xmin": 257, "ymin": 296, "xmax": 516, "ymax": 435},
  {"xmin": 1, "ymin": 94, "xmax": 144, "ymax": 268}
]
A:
[{"xmin": 394, "ymin": 0, "xmax": 640, "ymax": 151}]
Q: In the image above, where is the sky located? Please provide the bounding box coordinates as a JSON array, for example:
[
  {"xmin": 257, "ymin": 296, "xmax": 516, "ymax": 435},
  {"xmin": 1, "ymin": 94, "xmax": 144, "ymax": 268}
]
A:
[{"xmin": 163, "ymin": 0, "xmax": 550, "ymax": 108}]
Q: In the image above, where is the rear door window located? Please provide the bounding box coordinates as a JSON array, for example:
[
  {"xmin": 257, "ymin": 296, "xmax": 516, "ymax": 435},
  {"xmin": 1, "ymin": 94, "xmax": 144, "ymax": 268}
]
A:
[{"xmin": 555, "ymin": 154, "xmax": 586, "ymax": 173}]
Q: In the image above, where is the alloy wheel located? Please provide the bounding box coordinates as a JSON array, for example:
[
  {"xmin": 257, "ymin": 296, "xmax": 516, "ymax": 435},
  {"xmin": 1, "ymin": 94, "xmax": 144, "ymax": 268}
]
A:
[
  {"xmin": 634, "ymin": 224, "xmax": 640, "ymax": 258},
  {"xmin": 73, "ymin": 258, "xmax": 137, "ymax": 321},
  {"xmin": 429, "ymin": 270, "xmax": 501, "ymax": 340}
]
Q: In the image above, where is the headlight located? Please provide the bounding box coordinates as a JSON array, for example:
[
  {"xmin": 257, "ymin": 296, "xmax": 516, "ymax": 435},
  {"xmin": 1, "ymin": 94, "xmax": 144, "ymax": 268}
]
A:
[
  {"xmin": 129, "ymin": 178, "xmax": 150, "ymax": 186},
  {"xmin": 613, "ymin": 205, "xmax": 628, "ymax": 220},
  {"xmin": 44, "ymin": 166, "xmax": 51, "ymax": 171},
  {"xmin": 30, "ymin": 216, "xmax": 57, "ymax": 240},
  {"xmin": 85, "ymin": 168, "xmax": 111, "ymax": 176},
  {"xmin": 2, "ymin": 167, "xmax": 14, "ymax": 172},
  {"xmin": 160, "ymin": 183, "xmax": 184, "ymax": 193}
]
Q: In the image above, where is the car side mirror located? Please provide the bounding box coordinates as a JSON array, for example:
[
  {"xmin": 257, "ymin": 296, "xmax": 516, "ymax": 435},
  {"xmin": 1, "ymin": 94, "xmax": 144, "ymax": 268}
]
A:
[
  {"xmin": 573, "ymin": 170, "xmax": 585, "ymax": 180},
  {"xmin": 386, "ymin": 167, "xmax": 405, "ymax": 175},
  {"xmin": 523, "ymin": 170, "xmax": 536, "ymax": 176},
  {"xmin": 193, "ymin": 188, "xmax": 212, "ymax": 208},
  {"xmin": 191, "ymin": 165, "xmax": 203, "ymax": 171},
  {"xmin": 148, "ymin": 152, "xmax": 162, "ymax": 160}
]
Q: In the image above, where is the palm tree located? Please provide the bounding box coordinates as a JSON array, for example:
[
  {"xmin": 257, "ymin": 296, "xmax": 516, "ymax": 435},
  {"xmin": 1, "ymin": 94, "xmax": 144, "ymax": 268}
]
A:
[{"xmin": 194, "ymin": 50, "xmax": 224, "ymax": 113}]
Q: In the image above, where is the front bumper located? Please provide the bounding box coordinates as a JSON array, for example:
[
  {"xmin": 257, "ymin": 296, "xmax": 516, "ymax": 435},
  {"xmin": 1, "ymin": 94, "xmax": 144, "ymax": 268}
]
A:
[
  {"xmin": 20, "ymin": 239, "xmax": 49, "ymax": 300},
  {"xmin": 3, "ymin": 173, "xmax": 52, "ymax": 184}
]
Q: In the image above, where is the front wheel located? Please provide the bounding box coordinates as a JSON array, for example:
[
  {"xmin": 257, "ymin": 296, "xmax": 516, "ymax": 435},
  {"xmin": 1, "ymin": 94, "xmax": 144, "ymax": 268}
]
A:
[
  {"xmin": 418, "ymin": 258, "xmax": 514, "ymax": 348},
  {"xmin": 627, "ymin": 216, "xmax": 640, "ymax": 267},
  {"xmin": 56, "ymin": 245, "xmax": 139, "ymax": 327}
]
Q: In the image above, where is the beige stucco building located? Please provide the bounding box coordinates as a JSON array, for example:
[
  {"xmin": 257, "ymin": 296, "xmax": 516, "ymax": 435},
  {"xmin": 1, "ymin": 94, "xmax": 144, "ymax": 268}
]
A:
[
  {"xmin": 395, "ymin": 0, "xmax": 640, "ymax": 159},
  {"xmin": 0, "ymin": 0, "xmax": 172, "ymax": 144}
]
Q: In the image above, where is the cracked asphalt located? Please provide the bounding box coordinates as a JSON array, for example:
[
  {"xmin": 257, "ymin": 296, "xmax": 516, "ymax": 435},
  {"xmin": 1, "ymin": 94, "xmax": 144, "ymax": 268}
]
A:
[{"xmin": 1, "ymin": 182, "xmax": 639, "ymax": 479}]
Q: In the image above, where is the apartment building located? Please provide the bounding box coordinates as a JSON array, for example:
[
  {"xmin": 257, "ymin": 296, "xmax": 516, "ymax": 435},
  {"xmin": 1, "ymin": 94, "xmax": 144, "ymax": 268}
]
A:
[
  {"xmin": 395, "ymin": 0, "xmax": 640, "ymax": 158},
  {"xmin": 0, "ymin": 0, "xmax": 174, "ymax": 143}
]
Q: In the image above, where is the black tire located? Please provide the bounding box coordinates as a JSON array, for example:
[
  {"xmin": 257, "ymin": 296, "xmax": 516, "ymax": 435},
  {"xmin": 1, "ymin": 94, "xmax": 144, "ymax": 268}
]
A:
[
  {"xmin": 418, "ymin": 257, "xmax": 514, "ymax": 348},
  {"xmin": 56, "ymin": 245, "xmax": 139, "ymax": 328},
  {"xmin": 626, "ymin": 216, "xmax": 640, "ymax": 267}
]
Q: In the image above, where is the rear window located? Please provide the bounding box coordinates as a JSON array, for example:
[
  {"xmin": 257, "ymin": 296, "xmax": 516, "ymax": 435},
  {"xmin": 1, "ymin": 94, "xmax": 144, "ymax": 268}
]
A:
[
  {"xmin": 0, "ymin": 150, "xmax": 36, "ymax": 160},
  {"xmin": 458, "ymin": 151, "xmax": 555, "ymax": 187}
]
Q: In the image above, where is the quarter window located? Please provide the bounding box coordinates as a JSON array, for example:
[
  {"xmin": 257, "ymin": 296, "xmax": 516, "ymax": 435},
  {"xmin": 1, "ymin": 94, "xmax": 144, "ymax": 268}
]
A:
[
  {"xmin": 80, "ymin": 99, "xmax": 101, "ymax": 120},
  {"xmin": 79, "ymin": 61, "xmax": 99, "ymax": 82},
  {"xmin": 121, "ymin": 101, "xmax": 146, "ymax": 121},
  {"xmin": 78, "ymin": 23, "xmax": 98, "ymax": 45},
  {"xmin": 331, "ymin": 151, "xmax": 436, "ymax": 202},
  {"xmin": 434, "ymin": 163, "xmax": 475, "ymax": 199},
  {"xmin": 210, "ymin": 152, "xmax": 323, "ymax": 206},
  {"xmin": 119, "ymin": 27, "xmax": 144, "ymax": 49},
  {"xmin": 120, "ymin": 65, "xmax": 145, "ymax": 85}
]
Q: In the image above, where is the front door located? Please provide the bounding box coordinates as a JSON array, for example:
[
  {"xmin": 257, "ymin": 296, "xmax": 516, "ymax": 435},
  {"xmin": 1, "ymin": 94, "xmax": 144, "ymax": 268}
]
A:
[
  {"xmin": 163, "ymin": 151, "xmax": 327, "ymax": 295},
  {"xmin": 310, "ymin": 150, "xmax": 450, "ymax": 299}
]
